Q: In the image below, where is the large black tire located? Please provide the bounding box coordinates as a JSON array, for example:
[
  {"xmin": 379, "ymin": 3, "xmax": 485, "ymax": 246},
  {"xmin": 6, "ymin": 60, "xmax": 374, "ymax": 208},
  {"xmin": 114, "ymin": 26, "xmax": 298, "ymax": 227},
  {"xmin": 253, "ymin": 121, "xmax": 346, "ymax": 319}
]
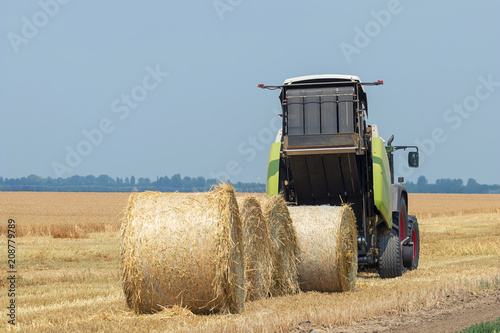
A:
[
  {"xmin": 393, "ymin": 198, "xmax": 408, "ymax": 246},
  {"xmin": 403, "ymin": 216, "xmax": 420, "ymax": 269},
  {"xmin": 378, "ymin": 234, "xmax": 403, "ymax": 279}
]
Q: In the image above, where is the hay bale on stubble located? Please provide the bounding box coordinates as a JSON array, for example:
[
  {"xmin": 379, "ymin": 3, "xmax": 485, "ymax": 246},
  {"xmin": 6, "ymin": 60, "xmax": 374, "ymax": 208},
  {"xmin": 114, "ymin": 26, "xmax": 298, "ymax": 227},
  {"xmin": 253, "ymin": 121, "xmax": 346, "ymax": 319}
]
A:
[
  {"xmin": 288, "ymin": 205, "xmax": 358, "ymax": 292},
  {"xmin": 262, "ymin": 196, "xmax": 300, "ymax": 296},
  {"xmin": 121, "ymin": 183, "xmax": 245, "ymax": 315},
  {"xmin": 238, "ymin": 196, "xmax": 273, "ymax": 301}
]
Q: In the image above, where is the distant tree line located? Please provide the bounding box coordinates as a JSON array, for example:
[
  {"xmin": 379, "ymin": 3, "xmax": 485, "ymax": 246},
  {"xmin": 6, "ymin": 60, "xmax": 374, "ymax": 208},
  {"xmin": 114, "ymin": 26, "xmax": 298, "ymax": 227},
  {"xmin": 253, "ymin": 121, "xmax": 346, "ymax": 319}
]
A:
[
  {"xmin": 404, "ymin": 176, "xmax": 500, "ymax": 194},
  {"xmin": 0, "ymin": 174, "xmax": 265, "ymax": 193},
  {"xmin": 0, "ymin": 174, "xmax": 498, "ymax": 194}
]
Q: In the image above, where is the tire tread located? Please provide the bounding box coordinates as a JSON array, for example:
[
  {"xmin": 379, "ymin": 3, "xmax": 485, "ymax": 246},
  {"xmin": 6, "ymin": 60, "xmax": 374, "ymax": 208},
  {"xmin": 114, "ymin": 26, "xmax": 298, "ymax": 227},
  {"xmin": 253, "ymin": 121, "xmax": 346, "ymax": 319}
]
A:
[{"xmin": 378, "ymin": 234, "xmax": 403, "ymax": 279}]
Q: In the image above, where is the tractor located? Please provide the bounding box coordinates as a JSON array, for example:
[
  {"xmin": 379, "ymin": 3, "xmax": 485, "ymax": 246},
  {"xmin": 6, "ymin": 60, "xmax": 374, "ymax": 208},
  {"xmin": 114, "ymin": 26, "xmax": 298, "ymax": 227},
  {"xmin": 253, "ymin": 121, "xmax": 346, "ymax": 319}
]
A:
[{"xmin": 260, "ymin": 74, "xmax": 420, "ymax": 278}]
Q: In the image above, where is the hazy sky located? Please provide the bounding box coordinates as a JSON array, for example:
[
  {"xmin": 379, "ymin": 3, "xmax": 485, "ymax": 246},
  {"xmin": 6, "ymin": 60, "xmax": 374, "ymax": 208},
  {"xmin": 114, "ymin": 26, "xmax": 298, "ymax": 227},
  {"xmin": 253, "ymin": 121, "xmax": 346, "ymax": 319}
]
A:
[{"xmin": 1, "ymin": 1, "xmax": 499, "ymax": 184}]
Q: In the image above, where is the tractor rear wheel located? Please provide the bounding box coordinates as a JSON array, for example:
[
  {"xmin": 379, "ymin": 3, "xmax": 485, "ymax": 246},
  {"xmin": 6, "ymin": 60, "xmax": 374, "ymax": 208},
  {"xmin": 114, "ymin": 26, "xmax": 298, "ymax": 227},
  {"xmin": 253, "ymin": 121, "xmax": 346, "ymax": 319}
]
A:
[
  {"xmin": 394, "ymin": 198, "xmax": 408, "ymax": 251},
  {"xmin": 403, "ymin": 216, "xmax": 420, "ymax": 269},
  {"xmin": 378, "ymin": 234, "xmax": 403, "ymax": 278}
]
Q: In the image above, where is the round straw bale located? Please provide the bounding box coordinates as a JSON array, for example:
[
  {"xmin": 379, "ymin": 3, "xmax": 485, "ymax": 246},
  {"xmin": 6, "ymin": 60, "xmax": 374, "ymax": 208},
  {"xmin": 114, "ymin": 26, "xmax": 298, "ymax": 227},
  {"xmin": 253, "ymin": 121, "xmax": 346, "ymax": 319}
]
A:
[
  {"xmin": 288, "ymin": 205, "xmax": 357, "ymax": 292},
  {"xmin": 121, "ymin": 184, "xmax": 245, "ymax": 314},
  {"xmin": 238, "ymin": 197, "xmax": 273, "ymax": 301},
  {"xmin": 262, "ymin": 196, "xmax": 300, "ymax": 296}
]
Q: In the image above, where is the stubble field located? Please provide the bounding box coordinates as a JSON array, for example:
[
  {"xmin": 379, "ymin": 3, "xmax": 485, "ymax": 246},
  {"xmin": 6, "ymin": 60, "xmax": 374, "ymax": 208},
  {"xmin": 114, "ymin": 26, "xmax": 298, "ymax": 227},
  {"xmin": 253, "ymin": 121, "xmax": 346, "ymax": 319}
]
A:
[{"xmin": 0, "ymin": 192, "xmax": 499, "ymax": 332}]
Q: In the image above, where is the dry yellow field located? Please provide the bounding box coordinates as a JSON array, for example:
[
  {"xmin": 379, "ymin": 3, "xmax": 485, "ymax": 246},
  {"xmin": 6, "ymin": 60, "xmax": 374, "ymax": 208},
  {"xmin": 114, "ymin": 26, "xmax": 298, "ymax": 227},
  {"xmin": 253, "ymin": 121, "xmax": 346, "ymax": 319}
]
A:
[
  {"xmin": 0, "ymin": 192, "xmax": 499, "ymax": 332},
  {"xmin": 0, "ymin": 192, "xmax": 129, "ymax": 237},
  {"xmin": 408, "ymin": 193, "xmax": 500, "ymax": 218}
]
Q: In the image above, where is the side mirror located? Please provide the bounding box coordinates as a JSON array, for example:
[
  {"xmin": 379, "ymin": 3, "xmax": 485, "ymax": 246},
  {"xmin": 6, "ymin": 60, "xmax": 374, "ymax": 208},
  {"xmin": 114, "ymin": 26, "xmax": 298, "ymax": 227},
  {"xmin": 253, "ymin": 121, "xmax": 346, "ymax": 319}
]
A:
[{"xmin": 408, "ymin": 152, "xmax": 419, "ymax": 168}]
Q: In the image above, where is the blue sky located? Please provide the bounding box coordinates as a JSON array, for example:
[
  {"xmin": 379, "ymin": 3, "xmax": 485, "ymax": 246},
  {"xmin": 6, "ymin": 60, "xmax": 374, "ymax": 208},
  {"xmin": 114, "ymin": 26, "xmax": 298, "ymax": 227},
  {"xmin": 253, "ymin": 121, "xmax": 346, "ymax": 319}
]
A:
[{"xmin": 1, "ymin": 1, "xmax": 499, "ymax": 184}]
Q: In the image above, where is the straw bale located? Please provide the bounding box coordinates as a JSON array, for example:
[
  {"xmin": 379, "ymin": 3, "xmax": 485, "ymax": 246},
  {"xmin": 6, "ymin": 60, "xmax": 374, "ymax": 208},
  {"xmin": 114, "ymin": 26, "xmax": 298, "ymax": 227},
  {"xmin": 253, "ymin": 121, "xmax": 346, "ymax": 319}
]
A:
[
  {"xmin": 121, "ymin": 184, "xmax": 245, "ymax": 314},
  {"xmin": 238, "ymin": 197, "xmax": 273, "ymax": 301},
  {"xmin": 262, "ymin": 196, "xmax": 300, "ymax": 296},
  {"xmin": 288, "ymin": 205, "xmax": 357, "ymax": 292}
]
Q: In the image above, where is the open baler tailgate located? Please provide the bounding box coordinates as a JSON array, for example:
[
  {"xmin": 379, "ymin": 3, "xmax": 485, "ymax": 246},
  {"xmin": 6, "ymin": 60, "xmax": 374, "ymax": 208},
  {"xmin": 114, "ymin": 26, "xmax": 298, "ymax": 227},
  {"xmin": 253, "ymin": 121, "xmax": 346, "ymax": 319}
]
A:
[{"xmin": 280, "ymin": 83, "xmax": 367, "ymax": 223}]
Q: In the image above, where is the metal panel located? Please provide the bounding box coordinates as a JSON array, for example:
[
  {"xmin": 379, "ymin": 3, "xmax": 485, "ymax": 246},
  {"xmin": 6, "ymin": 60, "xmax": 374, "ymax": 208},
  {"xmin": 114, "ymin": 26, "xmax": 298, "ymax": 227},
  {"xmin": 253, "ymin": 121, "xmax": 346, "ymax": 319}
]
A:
[
  {"xmin": 322, "ymin": 154, "xmax": 345, "ymax": 202},
  {"xmin": 340, "ymin": 153, "xmax": 360, "ymax": 196},
  {"xmin": 304, "ymin": 88, "xmax": 321, "ymax": 134},
  {"xmin": 289, "ymin": 156, "xmax": 312, "ymax": 203},
  {"xmin": 286, "ymin": 133, "xmax": 357, "ymax": 148},
  {"xmin": 289, "ymin": 152, "xmax": 362, "ymax": 206},
  {"xmin": 285, "ymin": 147, "xmax": 357, "ymax": 155},
  {"xmin": 286, "ymin": 89, "xmax": 304, "ymax": 135},
  {"xmin": 320, "ymin": 87, "xmax": 338, "ymax": 134},
  {"xmin": 372, "ymin": 137, "xmax": 393, "ymax": 227},
  {"xmin": 305, "ymin": 155, "xmax": 329, "ymax": 203},
  {"xmin": 286, "ymin": 86, "xmax": 355, "ymax": 135},
  {"xmin": 266, "ymin": 142, "xmax": 281, "ymax": 196},
  {"xmin": 338, "ymin": 86, "xmax": 355, "ymax": 133}
]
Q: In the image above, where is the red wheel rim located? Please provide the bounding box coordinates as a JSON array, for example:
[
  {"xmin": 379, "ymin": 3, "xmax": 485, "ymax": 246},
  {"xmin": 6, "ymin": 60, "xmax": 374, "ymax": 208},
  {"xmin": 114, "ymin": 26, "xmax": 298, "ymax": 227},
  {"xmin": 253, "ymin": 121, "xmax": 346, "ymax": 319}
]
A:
[{"xmin": 399, "ymin": 209, "xmax": 406, "ymax": 256}]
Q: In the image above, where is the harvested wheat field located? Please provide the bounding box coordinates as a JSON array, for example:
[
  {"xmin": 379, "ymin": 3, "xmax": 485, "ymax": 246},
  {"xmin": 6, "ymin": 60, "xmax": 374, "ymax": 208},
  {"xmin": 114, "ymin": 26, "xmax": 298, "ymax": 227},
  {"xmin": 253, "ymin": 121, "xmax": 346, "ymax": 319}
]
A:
[
  {"xmin": 408, "ymin": 193, "xmax": 500, "ymax": 218},
  {"xmin": 0, "ymin": 192, "xmax": 129, "ymax": 237},
  {"xmin": 0, "ymin": 192, "xmax": 499, "ymax": 332}
]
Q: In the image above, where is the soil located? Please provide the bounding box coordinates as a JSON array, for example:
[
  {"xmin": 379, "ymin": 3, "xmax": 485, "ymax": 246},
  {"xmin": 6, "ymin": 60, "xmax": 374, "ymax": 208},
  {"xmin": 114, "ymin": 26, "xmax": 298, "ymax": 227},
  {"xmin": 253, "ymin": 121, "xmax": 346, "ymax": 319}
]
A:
[{"xmin": 291, "ymin": 289, "xmax": 500, "ymax": 333}]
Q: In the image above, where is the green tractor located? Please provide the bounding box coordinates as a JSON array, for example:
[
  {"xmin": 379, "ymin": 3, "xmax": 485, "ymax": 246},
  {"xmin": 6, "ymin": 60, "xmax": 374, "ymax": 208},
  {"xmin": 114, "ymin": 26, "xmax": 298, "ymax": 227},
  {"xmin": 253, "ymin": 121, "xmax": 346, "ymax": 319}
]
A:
[{"xmin": 260, "ymin": 75, "xmax": 420, "ymax": 278}]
